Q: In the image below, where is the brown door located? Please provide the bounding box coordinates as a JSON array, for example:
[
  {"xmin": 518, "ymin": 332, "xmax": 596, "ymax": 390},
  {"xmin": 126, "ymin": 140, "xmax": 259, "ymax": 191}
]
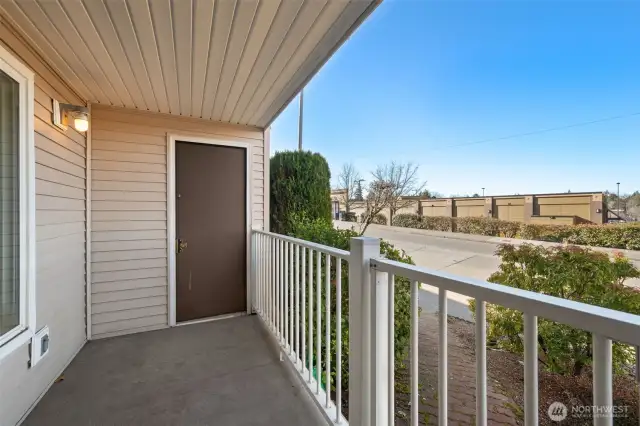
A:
[{"xmin": 175, "ymin": 141, "xmax": 247, "ymax": 322}]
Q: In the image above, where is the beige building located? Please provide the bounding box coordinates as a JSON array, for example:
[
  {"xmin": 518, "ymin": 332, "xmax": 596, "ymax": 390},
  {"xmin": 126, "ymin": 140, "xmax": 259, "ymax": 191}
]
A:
[
  {"xmin": 0, "ymin": 2, "xmax": 379, "ymax": 424},
  {"xmin": 333, "ymin": 190, "xmax": 605, "ymax": 225},
  {"xmin": 419, "ymin": 192, "xmax": 604, "ymax": 224}
]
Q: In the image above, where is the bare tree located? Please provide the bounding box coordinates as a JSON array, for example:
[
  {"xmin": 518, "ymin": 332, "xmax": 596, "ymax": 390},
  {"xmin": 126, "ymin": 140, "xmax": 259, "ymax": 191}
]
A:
[
  {"xmin": 357, "ymin": 180, "xmax": 394, "ymax": 235},
  {"xmin": 336, "ymin": 163, "xmax": 362, "ymax": 213},
  {"xmin": 371, "ymin": 161, "xmax": 427, "ymax": 223}
]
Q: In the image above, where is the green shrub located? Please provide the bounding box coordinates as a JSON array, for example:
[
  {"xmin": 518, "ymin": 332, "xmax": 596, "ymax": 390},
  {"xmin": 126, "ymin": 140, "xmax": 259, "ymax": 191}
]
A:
[
  {"xmin": 289, "ymin": 217, "xmax": 415, "ymax": 393},
  {"xmin": 470, "ymin": 244, "xmax": 640, "ymax": 375},
  {"xmin": 421, "ymin": 216, "xmax": 454, "ymax": 232},
  {"xmin": 391, "ymin": 214, "xmax": 640, "ymax": 249},
  {"xmin": 372, "ymin": 213, "xmax": 387, "ymax": 225},
  {"xmin": 392, "ymin": 213, "xmax": 421, "ymax": 228},
  {"xmin": 497, "ymin": 220, "xmax": 521, "ymax": 238},
  {"xmin": 455, "ymin": 217, "xmax": 501, "ymax": 236},
  {"xmin": 343, "ymin": 212, "xmax": 357, "ymax": 222},
  {"xmin": 519, "ymin": 223, "xmax": 572, "ymax": 242},
  {"xmin": 270, "ymin": 151, "xmax": 331, "ymax": 234}
]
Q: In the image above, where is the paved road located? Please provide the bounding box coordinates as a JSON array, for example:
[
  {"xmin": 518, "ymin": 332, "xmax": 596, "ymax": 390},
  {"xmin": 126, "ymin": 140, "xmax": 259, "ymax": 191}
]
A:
[{"xmin": 335, "ymin": 221, "xmax": 640, "ymax": 321}]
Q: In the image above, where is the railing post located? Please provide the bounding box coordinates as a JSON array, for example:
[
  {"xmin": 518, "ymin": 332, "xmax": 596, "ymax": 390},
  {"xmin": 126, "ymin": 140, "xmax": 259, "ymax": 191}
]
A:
[
  {"xmin": 371, "ymin": 267, "xmax": 390, "ymax": 426},
  {"xmin": 349, "ymin": 237, "xmax": 381, "ymax": 426},
  {"xmin": 593, "ymin": 334, "xmax": 613, "ymax": 426},
  {"xmin": 250, "ymin": 230, "xmax": 257, "ymax": 313}
]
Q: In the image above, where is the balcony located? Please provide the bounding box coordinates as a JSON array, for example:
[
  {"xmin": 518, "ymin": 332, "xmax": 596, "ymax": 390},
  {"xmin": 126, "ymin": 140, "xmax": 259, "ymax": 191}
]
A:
[
  {"xmin": 25, "ymin": 229, "xmax": 640, "ymax": 426},
  {"xmin": 24, "ymin": 315, "xmax": 326, "ymax": 426}
]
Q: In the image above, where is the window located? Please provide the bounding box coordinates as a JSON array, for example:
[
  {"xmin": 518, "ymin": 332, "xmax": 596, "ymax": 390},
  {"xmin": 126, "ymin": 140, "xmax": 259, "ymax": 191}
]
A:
[{"xmin": 0, "ymin": 45, "xmax": 35, "ymax": 357}]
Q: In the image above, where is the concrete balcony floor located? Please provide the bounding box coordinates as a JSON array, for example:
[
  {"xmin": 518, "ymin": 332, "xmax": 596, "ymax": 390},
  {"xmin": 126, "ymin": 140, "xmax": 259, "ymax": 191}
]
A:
[{"xmin": 24, "ymin": 315, "xmax": 325, "ymax": 426}]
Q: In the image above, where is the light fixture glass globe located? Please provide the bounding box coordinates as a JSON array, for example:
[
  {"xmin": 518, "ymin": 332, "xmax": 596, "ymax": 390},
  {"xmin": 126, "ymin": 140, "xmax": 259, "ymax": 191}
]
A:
[{"xmin": 74, "ymin": 116, "xmax": 89, "ymax": 132}]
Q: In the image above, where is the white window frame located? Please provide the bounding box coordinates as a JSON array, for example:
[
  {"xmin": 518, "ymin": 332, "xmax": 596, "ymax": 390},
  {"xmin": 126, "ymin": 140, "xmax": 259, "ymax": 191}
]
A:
[{"xmin": 0, "ymin": 44, "xmax": 36, "ymax": 361}]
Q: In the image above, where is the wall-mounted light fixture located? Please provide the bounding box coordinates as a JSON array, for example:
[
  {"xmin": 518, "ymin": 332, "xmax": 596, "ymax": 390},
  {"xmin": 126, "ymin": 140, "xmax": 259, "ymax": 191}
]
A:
[{"xmin": 53, "ymin": 99, "xmax": 89, "ymax": 133}]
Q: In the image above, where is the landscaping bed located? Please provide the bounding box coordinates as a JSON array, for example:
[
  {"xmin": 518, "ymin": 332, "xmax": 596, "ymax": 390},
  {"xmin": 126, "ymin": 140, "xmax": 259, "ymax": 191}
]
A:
[
  {"xmin": 453, "ymin": 317, "xmax": 640, "ymax": 425},
  {"xmin": 391, "ymin": 214, "xmax": 640, "ymax": 250}
]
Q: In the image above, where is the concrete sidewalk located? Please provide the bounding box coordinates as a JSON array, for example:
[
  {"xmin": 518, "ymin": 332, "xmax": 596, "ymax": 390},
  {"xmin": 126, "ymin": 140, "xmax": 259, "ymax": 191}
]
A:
[
  {"xmin": 335, "ymin": 220, "xmax": 640, "ymax": 321},
  {"xmin": 335, "ymin": 220, "xmax": 640, "ymax": 261}
]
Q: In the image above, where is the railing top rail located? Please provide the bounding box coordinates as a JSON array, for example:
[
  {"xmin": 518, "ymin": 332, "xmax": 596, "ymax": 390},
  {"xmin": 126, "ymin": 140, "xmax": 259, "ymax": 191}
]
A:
[
  {"xmin": 253, "ymin": 229, "xmax": 350, "ymax": 260},
  {"xmin": 372, "ymin": 257, "xmax": 640, "ymax": 346}
]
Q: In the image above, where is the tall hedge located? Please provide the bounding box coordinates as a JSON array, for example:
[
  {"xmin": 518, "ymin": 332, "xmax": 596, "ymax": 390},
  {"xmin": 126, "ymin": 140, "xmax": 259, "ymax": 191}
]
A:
[{"xmin": 270, "ymin": 151, "xmax": 332, "ymax": 234}]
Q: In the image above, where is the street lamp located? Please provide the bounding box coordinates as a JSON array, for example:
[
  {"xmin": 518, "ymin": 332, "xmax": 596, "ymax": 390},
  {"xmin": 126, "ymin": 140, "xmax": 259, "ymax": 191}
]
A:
[
  {"xmin": 617, "ymin": 182, "xmax": 621, "ymax": 215},
  {"xmin": 482, "ymin": 187, "xmax": 485, "ymax": 197}
]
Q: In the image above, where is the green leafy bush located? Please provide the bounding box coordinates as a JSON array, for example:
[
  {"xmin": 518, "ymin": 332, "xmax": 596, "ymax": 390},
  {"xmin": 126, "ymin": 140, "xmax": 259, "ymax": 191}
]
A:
[
  {"xmin": 270, "ymin": 151, "xmax": 331, "ymax": 234},
  {"xmin": 344, "ymin": 212, "xmax": 357, "ymax": 222},
  {"xmin": 391, "ymin": 214, "xmax": 640, "ymax": 249},
  {"xmin": 519, "ymin": 223, "xmax": 572, "ymax": 242},
  {"xmin": 470, "ymin": 244, "xmax": 640, "ymax": 375},
  {"xmin": 455, "ymin": 217, "xmax": 501, "ymax": 235},
  {"xmin": 372, "ymin": 213, "xmax": 388, "ymax": 225},
  {"xmin": 392, "ymin": 213, "xmax": 421, "ymax": 228},
  {"xmin": 497, "ymin": 220, "xmax": 521, "ymax": 238},
  {"xmin": 421, "ymin": 216, "xmax": 454, "ymax": 232},
  {"xmin": 288, "ymin": 216, "xmax": 415, "ymax": 393}
]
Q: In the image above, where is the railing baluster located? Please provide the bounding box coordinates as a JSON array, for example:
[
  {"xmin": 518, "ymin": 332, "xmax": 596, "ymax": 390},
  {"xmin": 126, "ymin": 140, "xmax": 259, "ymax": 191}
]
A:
[
  {"xmin": 316, "ymin": 249, "xmax": 322, "ymax": 394},
  {"xmin": 272, "ymin": 237, "xmax": 276, "ymax": 331},
  {"xmin": 290, "ymin": 242, "xmax": 294, "ymax": 356},
  {"xmin": 411, "ymin": 280, "xmax": 419, "ymax": 426},
  {"xmin": 260, "ymin": 234, "xmax": 264, "ymax": 316},
  {"xmin": 285, "ymin": 241, "xmax": 289, "ymax": 350},
  {"xmin": 259, "ymin": 234, "xmax": 263, "ymax": 316},
  {"xmin": 296, "ymin": 244, "xmax": 300, "ymax": 363},
  {"xmin": 252, "ymin": 233, "xmax": 257, "ymax": 313},
  {"xmin": 388, "ymin": 274, "xmax": 395, "ymax": 426},
  {"xmin": 524, "ymin": 313, "xmax": 538, "ymax": 425},
  {"xmin": 476, "ymin": 300, "xmax": 487, "ymax": 426},
  {"xmin": 308, "ymin": 249, "xmax": 314, "ymax": 383},
  {"xmin": 593, "ymin": 334, "xmax": 613, "ymax": 426},
  {"xmin": 279, "ymin": 239, "xmax": 284, "ymax": 343},
  {"xmin": 263, "ymin": 235, "xmax": 267, "ymax": 318},
  {"xmin": 269, "ymin": 236, "xmax": 275, "ymax": 330},
  {"xmin": 336, "ymin": 258, "xmax": 342, "ymax": 423},
  {"xmin": 302, "ymin": 247, "xmax": 306, "ymax": 374},
  {"xmin": 325, "ymin": 254, "xmax": 332, "ymax": 408},
  {"xmin": 439, "ymin": 289, "xmax": 448, "ymax": 426}
]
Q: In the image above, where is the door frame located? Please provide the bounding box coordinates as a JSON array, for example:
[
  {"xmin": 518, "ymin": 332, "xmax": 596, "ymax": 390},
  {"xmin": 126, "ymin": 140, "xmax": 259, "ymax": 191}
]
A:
[{"xmin": 166, "ymin": 134, "xmax": 252, "ymax": 326}]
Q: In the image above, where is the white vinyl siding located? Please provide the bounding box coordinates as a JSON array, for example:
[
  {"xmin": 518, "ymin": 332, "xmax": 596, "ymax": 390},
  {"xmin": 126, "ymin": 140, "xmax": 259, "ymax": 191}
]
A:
[
  {"xmin": 0, "ymin": 19, "xmax": 86, "ymax": 426},
  {"xmin": 90, "ymin": 105, "xmax": 265, "ymax": 339}
]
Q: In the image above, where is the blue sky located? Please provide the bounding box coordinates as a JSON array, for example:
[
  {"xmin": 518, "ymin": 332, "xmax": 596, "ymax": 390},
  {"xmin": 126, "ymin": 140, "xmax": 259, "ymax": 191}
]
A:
[{"xmin": 270, "ymin": 0, "xmax": 640, "ymax": 196}]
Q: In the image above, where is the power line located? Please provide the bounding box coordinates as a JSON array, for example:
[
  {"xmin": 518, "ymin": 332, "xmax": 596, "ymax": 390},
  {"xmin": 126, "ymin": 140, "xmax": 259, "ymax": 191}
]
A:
[{"xmin": 432, "ymin": 111, "xmax": 640, "ymax": 150}]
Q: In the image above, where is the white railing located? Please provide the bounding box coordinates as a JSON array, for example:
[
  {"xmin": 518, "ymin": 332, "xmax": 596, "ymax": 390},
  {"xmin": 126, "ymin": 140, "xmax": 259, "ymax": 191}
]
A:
[
  {"xmin": 252, "ymin": 230, "xmax": 350, "ymax": 425},
  {"xmin": 371, "ymin": 257, "xmax": 640, "ymax": 426},
  {"xmin": 252, "ymin": 231, "xmax": 640, "ymax": 426}
]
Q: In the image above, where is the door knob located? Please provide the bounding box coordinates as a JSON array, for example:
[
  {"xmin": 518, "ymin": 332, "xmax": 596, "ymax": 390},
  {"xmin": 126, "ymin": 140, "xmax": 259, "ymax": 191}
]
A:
[{"xmin": 177, "ymin": 239, "xmax": 188, "ymax": 253}]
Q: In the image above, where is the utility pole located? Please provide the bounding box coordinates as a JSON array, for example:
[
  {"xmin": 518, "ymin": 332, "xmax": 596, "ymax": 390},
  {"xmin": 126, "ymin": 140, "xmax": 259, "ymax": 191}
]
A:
[
  {"xmin": 617, "ymin": 182, "xmax": 621, "ymax": 214},
  {"xmin": 482, "ymin": 187, "xmax": 485, "ymax": 197},
  {"xmin": 298, "ymin": 89, "xmax": 304, "ymax": 151}
]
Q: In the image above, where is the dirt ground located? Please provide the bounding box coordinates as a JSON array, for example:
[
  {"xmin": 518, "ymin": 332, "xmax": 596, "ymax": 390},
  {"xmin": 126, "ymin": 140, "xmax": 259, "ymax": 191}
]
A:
[{"xmin": 393, "ymin": 314, "xmax": 640, "ymax": 425}]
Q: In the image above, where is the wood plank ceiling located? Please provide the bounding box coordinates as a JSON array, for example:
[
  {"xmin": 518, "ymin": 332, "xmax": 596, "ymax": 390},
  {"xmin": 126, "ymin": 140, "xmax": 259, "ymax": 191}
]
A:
[{"xmin": 0, "ymin": 0, "xmax": 378, "ymax": 128}]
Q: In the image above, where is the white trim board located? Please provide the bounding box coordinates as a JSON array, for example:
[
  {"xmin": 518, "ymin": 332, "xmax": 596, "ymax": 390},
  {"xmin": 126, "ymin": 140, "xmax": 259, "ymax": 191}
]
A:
[
  {"xmin": 85, "ymin": 103, "xmax": 92, "ymax": 340},
  {"xmin": 166, "ymin": 134, "xmax": 253, "ymax": 327},
  {"xmin": 0, "ymin": 42, "xmax": 37, "ymax": 360}
]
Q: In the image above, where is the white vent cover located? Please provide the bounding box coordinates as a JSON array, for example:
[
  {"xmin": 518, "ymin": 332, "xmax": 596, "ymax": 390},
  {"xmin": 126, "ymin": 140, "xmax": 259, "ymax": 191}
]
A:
[{"xmin": 30, "ymin": 326, "xmax": 50, "ymax": 367}]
